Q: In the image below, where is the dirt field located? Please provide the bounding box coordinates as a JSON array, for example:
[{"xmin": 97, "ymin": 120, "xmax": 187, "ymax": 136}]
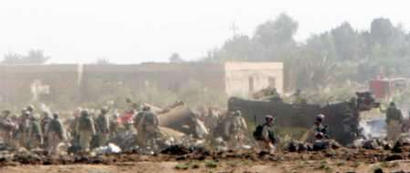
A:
[
  {"xmin": 1, "ymin": 147, "xmax": 410, "ymax": 173},
  {"xmin": 1, "ymin": 159, "xmax": 409, "ymax": 173}
]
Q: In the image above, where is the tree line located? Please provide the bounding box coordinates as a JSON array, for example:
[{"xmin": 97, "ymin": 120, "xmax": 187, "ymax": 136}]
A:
[{"xmin": 202, "ymin": 13, "xmax": 410, "ymax": 91}]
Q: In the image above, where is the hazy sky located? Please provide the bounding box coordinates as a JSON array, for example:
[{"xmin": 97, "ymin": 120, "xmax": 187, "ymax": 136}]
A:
[{"xmin": 0, "ymin": 0, "xmax": 408, "ymax": 64}]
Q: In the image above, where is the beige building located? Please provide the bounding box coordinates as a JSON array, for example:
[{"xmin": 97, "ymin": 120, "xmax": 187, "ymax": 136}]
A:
[{"xmin": 225, "ymin": 62, "xmax": 283, "ymax": 97}]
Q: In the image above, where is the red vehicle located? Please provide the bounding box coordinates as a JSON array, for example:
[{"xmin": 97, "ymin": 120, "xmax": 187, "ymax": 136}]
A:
[{"xmin": 369, "ymin": 78, "xmax": 408, "ymax": 100}]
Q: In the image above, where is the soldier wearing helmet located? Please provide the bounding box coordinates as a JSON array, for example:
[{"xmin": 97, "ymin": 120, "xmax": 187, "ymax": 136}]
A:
[
  {"xmin": 27, "ymin": 115, "xmax": 43, "ymax": 149},
  {"xmin": 46, "ymin": 113, "xmax": 65, "ymax": 155},
  {"xmin": 17, "ymin": 110, "xmax": 32, "ymax": 148},
  {"xmin": 224, "ymin": 110, "xmax": 248, "ymax": 149},
  {"xmin": 75, "ymin": 109, "xmax": 96, "ymax": 152},
  {"xmin": 95, "ymin": 107, "xmax": 110, "ymax": 147},
  {"xmin": 314, "ymin": 114, "xmax": 328, "ymax": 140},
  {"xmin": 254, "ymin": 114, "xmax": 278, "ymax": 154},
  {"xmin": 135, "ymin": 105, "xmax": 159, "ymax": 148},
  {"xmin": 385, "ymin": 102, "xmax": 403, "ymax": 125}
]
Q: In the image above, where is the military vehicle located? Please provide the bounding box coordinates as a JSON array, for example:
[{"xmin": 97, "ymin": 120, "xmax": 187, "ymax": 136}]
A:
[{"xmin": 228, "ymin": 91, "xmax": 379, "ymax": 145}]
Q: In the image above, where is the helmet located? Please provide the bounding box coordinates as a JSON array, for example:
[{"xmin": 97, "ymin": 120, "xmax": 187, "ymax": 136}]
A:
[
  {"xmin": 316, "ymin": 114, "xmax": 325, "ymax": 122},
  {"xmin": 26, "ymin": 105, "xmax": 35, "ymax": 112},
  {"xmin": 142, "ymin": 105, "xmax": 150, "ymax": 111},
  {"xmin": 100, "ymin": 107, "xmax": 108, "ymax": 114},
  {"xmin": 23, "ymin": 110, "xmax": 31, "ymax": 116},
  {"xmin": 80, "ymin": 109, "xmax": 89, "ymax": 116},
  {"xmin": 265, "ymin": 115, "xmax": 274, "ymax": 121},
  {"xmin": 234, "ymin": 110, "xmax": 242, "ymax": 116},
  {"xmin": 53, "ymin": 113, "xmax": 59, "ymax": 119}
]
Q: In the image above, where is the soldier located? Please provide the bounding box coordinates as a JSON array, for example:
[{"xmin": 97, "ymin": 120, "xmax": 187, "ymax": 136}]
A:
[
  {"xmin": 206, "ymin": 107, "xmax": 221, "ymax": 131},
  {"xmin": 254, "ymin": 115, "xmax": 278, "ymax": 154},
  {"xmin": 40, "ymin": 112, "xmax": 52, "ymax": 148},
  {"xmin": 385, "ymin": 102, "xmax": 403, "ymax": 140},
  {"xmin": 224, "ymin": 110, "xmax": 248, "ymax": 148},
  {"xmin": 27, "ymin": 115, "xmax": 43, "ymax": 149},
  {"xmin": 26, "ymin": 105, "xmax": 35, "ymax": 114},
  {"xmin": 314, "ymin": 114, "xmax": 329, "ymax": 140},
  {"xmin": 95, "ymin": 107, "xmax": 110, "ymax": 147},
  {"xmin": 386, "ymin": 102, "xmax": 403, "ymax": 125},
  {"xmin": 17, "ymin": 110, "xmax": 31, "ymax": 148},
  {"xmin": 75, "ymin": 110, "xmax": 96, "ymax": 152},
  {"xmin": 109, "ymin": 112, "xmax": 120, "ymax": 137},
  {"xmin": 135, "ymin": 106, "xmax": 159, "ymax": 148},
  {"xmin": 311, "ymin": 114, "xmax": 342, "ymax": 150},
  {"xmin": 0, "ymin": 110, "xmax": 17, "ymax": 145},
  {"xmin": 46, "ymin": 113, "xmax": 65, "ymax": 155}
]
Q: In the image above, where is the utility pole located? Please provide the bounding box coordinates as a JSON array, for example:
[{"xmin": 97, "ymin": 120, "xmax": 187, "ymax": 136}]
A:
[{"xmin": 230, "ymin": 22, "xmax": 239, "ymax": 38}]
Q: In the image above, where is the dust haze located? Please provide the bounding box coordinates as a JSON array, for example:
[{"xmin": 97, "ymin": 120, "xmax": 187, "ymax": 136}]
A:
[{"xmin": 1, "ymin": 1, "xmax": 410, "ymax": 173}]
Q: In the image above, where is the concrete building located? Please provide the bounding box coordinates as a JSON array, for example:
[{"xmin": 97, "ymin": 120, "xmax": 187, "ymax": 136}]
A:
[
  {"xmin": 0, "ymin": 62, "xmax": 283, "ymax": 108},
  {"xmin": 224, "ymin": 62, "xmax": 283, "ymax": 97}
]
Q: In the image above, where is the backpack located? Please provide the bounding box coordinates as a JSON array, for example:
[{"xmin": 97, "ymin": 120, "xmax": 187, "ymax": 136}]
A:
[{"xmin": 253, "ymin": 124, "xmax": 264, "ymax": 140}]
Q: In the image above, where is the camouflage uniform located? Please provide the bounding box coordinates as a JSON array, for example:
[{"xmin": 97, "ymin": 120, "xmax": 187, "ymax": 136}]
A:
[
  {"xmin": 40, "ymin": 112, "xmax": 52, "ymax": 148},
  {"xmin": 314, "ymin": 122, "xmax": 328, "ymax": 140},
  {"xmin": 109, "ymin": 113, "xmax": 120, "ymax": 137},
  {"xmin": 386, "ymin": 103, "xmax": 403, "ymax": 140},
  {"xmin": 386, "ymin": 103, "xmax": 403, "ymax": 124},
  {"xmin": 136, "ymin": 107, "xmax": 159, "ymax": 147},
  {"xmin": 95, "ymin": 109, "xmax": 110, "ymax": 147},
  {"xmin": 224, "ymin": 111, "xmax": 247, "ymax": 147},
  {"xmin": 47, "ymin": 113, "xmax": 65, "ymax": 155},
  {"xmin": 17, "ymin": 111, "xmax": 31, "ymax": 148},
  {"xmin": 27, "ymin": 117, "xmax": 43, "ymax": 149},
  {"xmin": 257, "ymin": 115, "xmax": 277, "ymax": 153},
  {"xmin": 0, "ymin": 111, "xmax": 17, "ymax": 145},
  {"xmin": 76, "ymin": 110, "xmax": 96, "ymax": 152}
]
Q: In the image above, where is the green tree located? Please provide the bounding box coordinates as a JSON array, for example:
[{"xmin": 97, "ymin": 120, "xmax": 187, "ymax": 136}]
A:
[
  {"xmin": 331, "ymin": 22, "xmax": 363, "ymax": 60},
  {"xmin": 252, "ymin": 13, "xmax": 298, "ymax": 61}
]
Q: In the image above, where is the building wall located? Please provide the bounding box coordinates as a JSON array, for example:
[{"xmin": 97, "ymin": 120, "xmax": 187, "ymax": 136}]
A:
[
  {"xmin": 0, "ymin": 62, "xmax": 283, "ymax": 108},
  {"xmin": 224, "ymin": 62, "xmax": 283, "ymax": 98},
  {"xmin": 0, "ymin": 64, "xmax": 79, "ymax": 107},
  {"xmin": 0, "ymin": 63, "xmax": 225, "ymax": 109}
]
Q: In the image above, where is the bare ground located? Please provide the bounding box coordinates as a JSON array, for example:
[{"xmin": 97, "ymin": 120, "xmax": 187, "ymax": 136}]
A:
[{"xmin": 1, "ymin": 147, "xmax": 410, "ymax": 173}]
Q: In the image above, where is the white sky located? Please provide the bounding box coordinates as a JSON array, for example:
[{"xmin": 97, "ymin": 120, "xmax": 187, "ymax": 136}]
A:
[{"xmin": 0, "ymin": 0, "xmax": 408, "ymax": 64}]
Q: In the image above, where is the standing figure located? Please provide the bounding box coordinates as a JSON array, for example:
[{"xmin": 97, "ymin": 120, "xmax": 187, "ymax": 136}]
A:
[
  {"xmin": 46, "ymin": 113, "xmax": 65, "ymax": 155},
  {"xmin": 75, "ymin": 110, "xmax": 96, "ymax": 152},
  {"xmin": 27, "ymin": 116, "xmax": 43, "ymax": 149},
  {"xmin": 386, "ymin": 102, "xmax": 403, "ymax": 125},
  {"xmin": 40, "ymin": 112, "xmax": 52, "ymax": 148},
  {"xmin": 0, "ymin": 110, "xmax": 18, "ymax": 146},
  {"xmin": 95, "ymin": 107, "xmax": 110, "ymax": 147},
  {"xmin": 224, "ymin": 110, "xmax": 248, "ymax": 148},
  {"xmin": 109, "ymin": 112, "xmax": 120, "ymax": 137},
  {"xmin": 17, "ymin": 110, "xmax": 31, "ymax": 148},
  {"xmin": 135, "ymin": 106, "xmax": 159, "ymax": 148},
  {"xmin": 385, "ymin": 102, "xmax": 403, "ymax": 140},
  {"xmin": 253, "ymin": 115, "xmax": 278, "ymax": 154}
]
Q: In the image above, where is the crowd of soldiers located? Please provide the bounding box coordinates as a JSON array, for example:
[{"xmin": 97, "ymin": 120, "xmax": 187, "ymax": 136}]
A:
[
  {"xmin": 0, "ymin": 104, "xmax": 163, "ymax": 154},
  {"xmin": 0, "ymin": 106, "xmax": 65, "ymax": 155},
  {"xmin": 0, "ymin": 99, "xmax": 406, "ymax": 156}
]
